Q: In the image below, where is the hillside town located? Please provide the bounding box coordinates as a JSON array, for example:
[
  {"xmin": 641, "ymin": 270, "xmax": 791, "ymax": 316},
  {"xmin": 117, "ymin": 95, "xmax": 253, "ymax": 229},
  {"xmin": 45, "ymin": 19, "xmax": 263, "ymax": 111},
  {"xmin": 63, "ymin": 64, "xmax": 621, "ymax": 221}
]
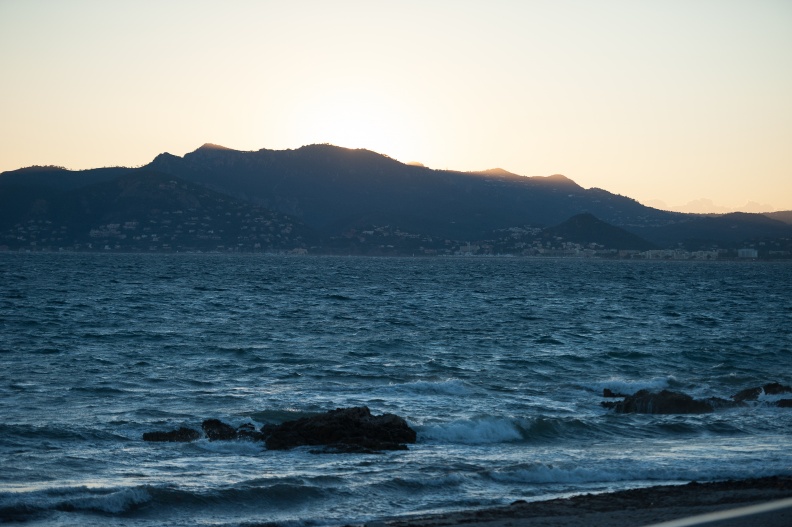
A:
[{"xmin": 4, "ymin": 214, "xmax": 790, "ymax": 260}]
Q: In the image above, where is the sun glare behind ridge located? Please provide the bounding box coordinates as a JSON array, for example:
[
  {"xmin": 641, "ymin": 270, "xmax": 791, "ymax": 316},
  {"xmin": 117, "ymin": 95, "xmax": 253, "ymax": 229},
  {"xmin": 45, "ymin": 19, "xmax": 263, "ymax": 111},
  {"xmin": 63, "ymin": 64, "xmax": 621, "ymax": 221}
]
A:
[{"xmin": 293, "ymin": 86, "xmax": 416, "ymax": 160}]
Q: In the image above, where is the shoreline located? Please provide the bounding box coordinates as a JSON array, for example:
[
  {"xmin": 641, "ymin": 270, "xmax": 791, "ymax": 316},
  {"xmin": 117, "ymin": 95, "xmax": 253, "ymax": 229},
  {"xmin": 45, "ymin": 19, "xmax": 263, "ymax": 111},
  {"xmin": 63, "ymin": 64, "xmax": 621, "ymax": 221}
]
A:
[{"xmin": 358, "ymin": 476, "xmax": 792, "ymax": 527}]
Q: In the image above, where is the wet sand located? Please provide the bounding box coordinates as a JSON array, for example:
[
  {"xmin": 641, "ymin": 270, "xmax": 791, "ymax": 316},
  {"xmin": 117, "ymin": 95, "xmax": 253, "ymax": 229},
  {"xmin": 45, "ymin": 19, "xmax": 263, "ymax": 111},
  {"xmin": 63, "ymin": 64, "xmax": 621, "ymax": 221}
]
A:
[{"xmin": 360, "ymin": 476, "xmax": 792, "ymax": 527}]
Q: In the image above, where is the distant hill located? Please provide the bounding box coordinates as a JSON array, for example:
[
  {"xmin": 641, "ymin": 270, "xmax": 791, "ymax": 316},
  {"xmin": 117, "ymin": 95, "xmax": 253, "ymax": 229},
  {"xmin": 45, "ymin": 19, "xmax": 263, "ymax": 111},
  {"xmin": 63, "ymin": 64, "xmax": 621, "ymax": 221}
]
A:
[
  {"xmin": 544, "ymin": 213, "xmax": 656, "ymax": 251},
  {"xmin": 0, "ymin": 170, "xmax": 314, "ymax": 252},
  {"xmin": 469, "ymin": 168, "xmax": 522, "ymax": 178},
  {"xmin": 0, "ymin": 165, "xmax": 131, "ymax": 191},
  {"xmin": 143, "ymin": 143, "xmax": 680, "ymax": 239},
  {"xmin": 646, "ymin": 212, "xmax": 792, "ymax": 248},
  {"xmin": 2, "ymin": 143, "xmax": 791, "ymax": 254},
  {"xmin": 766, "ymin": 211, "xmax": 792, "ymax": 225}
]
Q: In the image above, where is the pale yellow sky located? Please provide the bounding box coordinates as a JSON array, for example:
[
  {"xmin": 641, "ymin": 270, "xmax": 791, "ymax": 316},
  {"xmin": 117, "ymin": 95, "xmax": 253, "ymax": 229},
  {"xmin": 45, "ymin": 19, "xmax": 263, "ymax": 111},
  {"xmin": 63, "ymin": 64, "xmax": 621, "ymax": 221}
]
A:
[{"xmin": 1, "ymin": 0, "xmax": 791, "ymax": 211}]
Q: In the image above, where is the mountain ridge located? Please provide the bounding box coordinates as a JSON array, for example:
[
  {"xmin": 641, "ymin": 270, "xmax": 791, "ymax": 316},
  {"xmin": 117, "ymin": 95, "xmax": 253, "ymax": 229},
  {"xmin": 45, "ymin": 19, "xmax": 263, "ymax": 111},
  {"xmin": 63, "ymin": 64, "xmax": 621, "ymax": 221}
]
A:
[
  {"xmin": 2, "ymin": 143, "xmax": 791, "ymax": 256},
  {"xmin": 141, "ymin": 143, "xmax": 677, "ymax": 240}
]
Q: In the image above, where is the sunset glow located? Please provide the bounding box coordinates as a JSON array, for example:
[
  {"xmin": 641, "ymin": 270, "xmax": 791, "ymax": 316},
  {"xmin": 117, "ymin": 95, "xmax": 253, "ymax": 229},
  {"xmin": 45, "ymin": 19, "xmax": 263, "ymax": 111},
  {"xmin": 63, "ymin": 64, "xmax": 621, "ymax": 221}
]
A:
[
  {"xmin": 291, "ymin": 83, "xmax": 418, "ymax": 161},
  {"xmin": 1, "ymin": 0, "xmax": 791, "ymax": 211}
]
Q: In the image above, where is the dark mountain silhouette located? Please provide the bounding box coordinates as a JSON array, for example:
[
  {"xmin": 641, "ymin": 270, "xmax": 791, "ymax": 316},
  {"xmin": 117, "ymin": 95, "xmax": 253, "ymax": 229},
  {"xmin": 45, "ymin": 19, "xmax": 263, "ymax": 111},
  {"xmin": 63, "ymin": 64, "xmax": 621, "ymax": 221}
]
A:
[
  {"xmin": 544, "ymin": 213, "xmax": 656, "ymax": 251},
  {"xmin": 0, "ymin": 170, "xmax": 314, "ymax": 252},
  {"xmin": 469, "ymin": 168, "xmax": 523, "ymax": 178},
  {"xmin": 0, "ymin": 165, "xmax": 131, "ymax": 190},
  {"xmin": 143, "ymin": 143, "xmax": 680, "ymax": 239},
  {"xmin": 0, "ymin": 166, "xmax": 133, "ymax": 230},
  {"xmin": 1, "ymin": 143, "xmax": 791, "ymax": 254}
]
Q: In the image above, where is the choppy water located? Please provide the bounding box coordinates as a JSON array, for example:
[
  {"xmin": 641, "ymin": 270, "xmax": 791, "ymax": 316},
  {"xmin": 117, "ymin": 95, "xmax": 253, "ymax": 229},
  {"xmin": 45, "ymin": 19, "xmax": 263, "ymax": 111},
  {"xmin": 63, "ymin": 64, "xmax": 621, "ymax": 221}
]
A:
[{"xmin": 1, "ymin": 253, "xmax": 791, "ymax": 526}]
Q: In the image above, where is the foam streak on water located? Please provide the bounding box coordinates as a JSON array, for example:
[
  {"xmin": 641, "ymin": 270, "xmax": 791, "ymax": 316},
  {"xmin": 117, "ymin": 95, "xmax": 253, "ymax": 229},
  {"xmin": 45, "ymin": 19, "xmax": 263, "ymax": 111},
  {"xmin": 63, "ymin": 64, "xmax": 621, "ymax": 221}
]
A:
[{"xmin": 1, "ymin": 254, "xmax": 791, "ymax": 526}]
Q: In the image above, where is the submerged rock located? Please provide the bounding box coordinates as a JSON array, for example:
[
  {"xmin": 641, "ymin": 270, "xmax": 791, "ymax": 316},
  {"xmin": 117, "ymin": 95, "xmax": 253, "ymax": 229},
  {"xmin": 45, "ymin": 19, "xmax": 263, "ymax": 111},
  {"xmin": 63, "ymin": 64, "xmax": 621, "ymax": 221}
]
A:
[
  {"xmin": 262, "ymin": 406, "xmax": 417, "ymax": 452},
  {"xmin": 142, "ymin": 427, "xmax": 201, "ymax": 442}
]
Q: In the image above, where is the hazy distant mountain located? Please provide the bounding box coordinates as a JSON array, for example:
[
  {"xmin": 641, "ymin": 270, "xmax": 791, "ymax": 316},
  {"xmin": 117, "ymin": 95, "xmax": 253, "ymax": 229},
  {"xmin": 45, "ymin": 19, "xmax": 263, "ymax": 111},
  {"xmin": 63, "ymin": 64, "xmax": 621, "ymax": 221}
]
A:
[
  {"xmin": 646, "ymin": 212, "xmax": 792, "ymax": 249},
  {"xmin": 766, "ymin": 211, "xmax": 792, "ymax": 225},
  {"xmin": 646, "ymin": 198, "xmax": 777, "ymax": 215},
  {"xmin": 2, "ymin": 143, "xmax": 791, "ymax": 254}
]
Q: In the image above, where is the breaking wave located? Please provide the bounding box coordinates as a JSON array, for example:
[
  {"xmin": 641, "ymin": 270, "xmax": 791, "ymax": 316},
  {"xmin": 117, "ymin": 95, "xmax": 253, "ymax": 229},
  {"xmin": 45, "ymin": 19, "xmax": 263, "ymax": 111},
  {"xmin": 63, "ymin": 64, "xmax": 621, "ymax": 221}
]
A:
[{"xmin": 418, "ymin": 417, "xmax": 523, "ymax": 444}]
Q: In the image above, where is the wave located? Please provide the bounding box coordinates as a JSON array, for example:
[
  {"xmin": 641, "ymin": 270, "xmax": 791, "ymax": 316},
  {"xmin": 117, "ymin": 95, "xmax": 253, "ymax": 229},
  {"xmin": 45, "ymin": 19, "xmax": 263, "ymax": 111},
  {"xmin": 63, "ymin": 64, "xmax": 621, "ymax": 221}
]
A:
[
  {"xmin": 326, "ymin": 293, "xmax": 353, "ymax": 301},
  {"xmin": 418, "ymin": 415, "xmax": 618, "ymax": 445},
  {"xmin": 193, "ymin": 438, "xmax": 265, "ymax": 455},
  {"xmin": 418, "ymin": 417, "xmax": 523, "ymax": 444},
  {"xmin": 488, "ymin": 463, "xmax": 634, "ymax": 485},
  {"xmin": 757, "ymin": 391, "xmax": 792, "ymax": 404},
  {"xmin": 385, "ymin": 379, "xmax": 472, "ymax": 396},
  {"xmin": 487, "ymin": 461, "xmax": 792, "ymax": 487},
  {"xmin": 0, "ymin": 480, "xmax": 335, "ymax": 523},
  {"xmin": 0, "ymin": 486, "xmax": 151, "ymax": 521},
  {"xmin": 0, "ymin": 423, "xmax": 124, "ymax": 444}
]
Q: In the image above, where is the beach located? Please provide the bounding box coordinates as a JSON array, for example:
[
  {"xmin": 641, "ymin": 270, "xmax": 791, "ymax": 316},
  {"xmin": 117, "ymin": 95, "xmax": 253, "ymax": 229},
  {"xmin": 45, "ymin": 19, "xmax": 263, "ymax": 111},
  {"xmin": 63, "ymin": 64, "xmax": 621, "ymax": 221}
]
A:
[{"xmin": 365, "ymin": 477, "xmax": 792, "ymax": 527}]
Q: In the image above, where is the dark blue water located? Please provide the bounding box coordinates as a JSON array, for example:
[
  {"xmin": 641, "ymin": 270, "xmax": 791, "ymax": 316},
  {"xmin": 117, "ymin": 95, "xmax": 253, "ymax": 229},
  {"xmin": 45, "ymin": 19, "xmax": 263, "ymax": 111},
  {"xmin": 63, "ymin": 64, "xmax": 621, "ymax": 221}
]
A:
[{"xmin": 1, "ymin": 254, "xmax": 791, "ymax": 526}]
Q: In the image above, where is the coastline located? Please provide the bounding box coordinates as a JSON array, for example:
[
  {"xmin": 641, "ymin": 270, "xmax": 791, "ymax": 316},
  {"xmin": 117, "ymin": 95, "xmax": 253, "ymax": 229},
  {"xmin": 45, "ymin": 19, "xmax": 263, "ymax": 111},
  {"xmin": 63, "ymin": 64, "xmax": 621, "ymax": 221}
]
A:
[{"xmin": 358, "ymin": 477, "xmax": 792, "ymax": 527}]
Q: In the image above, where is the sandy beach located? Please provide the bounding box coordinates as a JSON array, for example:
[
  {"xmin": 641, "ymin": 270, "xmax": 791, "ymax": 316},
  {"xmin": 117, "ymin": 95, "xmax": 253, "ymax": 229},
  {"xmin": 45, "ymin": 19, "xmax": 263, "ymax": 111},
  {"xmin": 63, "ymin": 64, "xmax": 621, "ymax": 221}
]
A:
[{"xmin": 360, "ymin": 476, "xmax": 792, "ymax": 527}]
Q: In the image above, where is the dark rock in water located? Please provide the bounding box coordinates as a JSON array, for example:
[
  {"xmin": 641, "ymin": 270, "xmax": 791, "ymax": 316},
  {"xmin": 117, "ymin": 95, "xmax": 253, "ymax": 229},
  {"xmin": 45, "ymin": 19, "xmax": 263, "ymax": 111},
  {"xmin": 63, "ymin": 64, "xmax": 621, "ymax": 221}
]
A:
[
  {"xmin": 143, "ymin": 408, "xmax": 416, "ymax": 450},
  {"xmin": 236, "ymin": 422, "xmax": 266, "ymax": 441},
  {"xmin": 763, "ymin": 382, "xmax": 792, "ymax": 395},
  {"xmin": 262, "ymin": 406, "xmax": 416, "ymax": 452},
  {"xmin": 603, "ymin": 383, "xmax": 792, "ymax": 413},
  {"xmin": 603, "ymin": 388, "xmax": 628, "ymax": 398},
  {"xmin": 732, "ymin": 382, "xmax": 792, "ymax": 403},
  {"xmin": 732, "ymin": 386, "xmax": 762, "ymax": 403},
  {"xmin": 704, "ymin": 397, "xmax": 744, "ymax": 410},
  {"xmin": 603, "ymin": 389, "xmax": 715, "ymax": 414},
  {"xmin": 202, "ymin": 419, "xmax": 238, "ymax": 441},
  {"xmin": 143, "ymin": 427, "xmax": 201, "ymax": 442}
]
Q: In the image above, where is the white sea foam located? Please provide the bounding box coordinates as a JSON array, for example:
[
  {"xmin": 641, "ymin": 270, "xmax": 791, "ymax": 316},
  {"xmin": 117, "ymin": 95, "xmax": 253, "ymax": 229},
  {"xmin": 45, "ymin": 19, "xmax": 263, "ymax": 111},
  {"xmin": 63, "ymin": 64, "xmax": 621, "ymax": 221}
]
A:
[
  {"xmin": 194, "ymin": 438, "xmax": 264, "ymax": 455},
  {"xmin": 588, "ymin": 376, "xmax": 676, "ymax": 396},
  {"xmin": 419, "ymin": 418, "xmax": 523, "ymax": 444},
  {"xmin": 757, "ymin": 391, "xmax": 792, "ymax": 404}
]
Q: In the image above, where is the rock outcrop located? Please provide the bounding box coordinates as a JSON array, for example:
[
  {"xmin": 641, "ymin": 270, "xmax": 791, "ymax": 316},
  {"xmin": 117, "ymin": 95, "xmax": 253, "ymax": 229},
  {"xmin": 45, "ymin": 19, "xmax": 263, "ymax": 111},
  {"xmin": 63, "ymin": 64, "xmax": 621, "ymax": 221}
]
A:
[
  {"xmin": 142, "ymin": 427, "xmax": 201, "ymax": 442},
  {"xmin": 262, "ymin": 406, "xmax": 416, "ymax": 452},
  {"xmin": 143, "ymin": 406, "xmax": 416, "ymax": 453},
  {"xmin": 602, "ymin": 382, "xmax": 792, "ymax": 414},
  {"xmin": 202, "ymin": 419, "xmax": 239, "ymax": 441}
]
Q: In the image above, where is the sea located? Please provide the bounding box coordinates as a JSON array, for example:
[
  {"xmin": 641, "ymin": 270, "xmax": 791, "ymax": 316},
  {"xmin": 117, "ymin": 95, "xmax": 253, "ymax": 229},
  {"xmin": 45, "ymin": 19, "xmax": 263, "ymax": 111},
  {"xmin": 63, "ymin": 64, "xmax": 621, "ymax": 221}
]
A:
[{"xmin": 1, "ymin": 253, "xmax": 791, "ymax": 526}]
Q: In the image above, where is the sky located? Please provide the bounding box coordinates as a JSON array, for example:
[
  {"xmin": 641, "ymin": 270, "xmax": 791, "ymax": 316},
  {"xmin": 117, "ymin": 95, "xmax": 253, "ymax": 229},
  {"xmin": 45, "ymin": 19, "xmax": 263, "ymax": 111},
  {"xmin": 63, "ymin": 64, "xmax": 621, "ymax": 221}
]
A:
[{"xmin": 1, "ymin": 0, "xmax": 791, "ymax": 212}]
